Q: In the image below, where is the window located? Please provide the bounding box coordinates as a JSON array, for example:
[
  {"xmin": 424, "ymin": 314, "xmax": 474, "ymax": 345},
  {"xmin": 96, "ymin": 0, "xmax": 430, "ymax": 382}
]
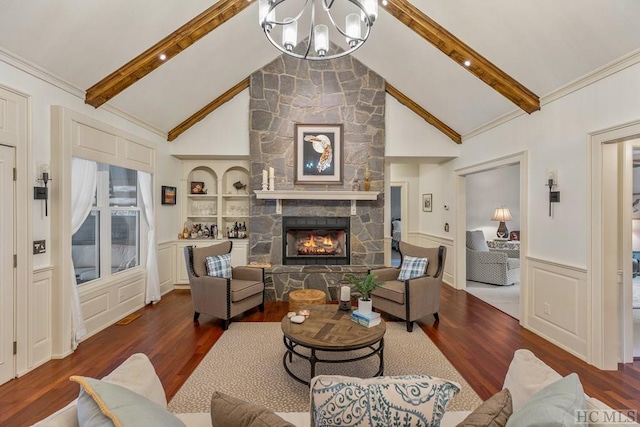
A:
[{"xmin": 72, "ymin": 164, "xmax": 141, "ymax": 284}]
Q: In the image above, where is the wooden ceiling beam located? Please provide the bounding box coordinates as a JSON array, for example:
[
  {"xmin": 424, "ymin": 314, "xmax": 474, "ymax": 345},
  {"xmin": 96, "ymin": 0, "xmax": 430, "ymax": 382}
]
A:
[
  {"xmin": 168, "ymin": 77, "xmax": 250, "ymax": 142},
  {"xmin": 383, "ymin": 0, "xmax": 540, "ymax": 114},
  {"xmin": 386, "ymin": 83, "xmax": 461, "ymax": 144},
  {"xmin": 85, "ymin": 0, "xmax": 252, "ymax": 108}
]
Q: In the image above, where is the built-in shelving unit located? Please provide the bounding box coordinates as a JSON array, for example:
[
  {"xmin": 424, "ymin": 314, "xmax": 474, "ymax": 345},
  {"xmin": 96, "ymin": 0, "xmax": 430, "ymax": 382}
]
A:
[
  {"xmin": 254, "ymin": 190, "xmax": 380, "ymax": 214},
  {"xmin": 173, "ymin": 159, "xmax": 251, "ymax": 275}
]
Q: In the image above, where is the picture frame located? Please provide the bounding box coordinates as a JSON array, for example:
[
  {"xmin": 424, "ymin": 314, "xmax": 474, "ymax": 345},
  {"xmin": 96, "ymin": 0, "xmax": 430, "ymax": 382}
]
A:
[
  {"xmin": 190, "ymin": 181, "xmax": 205, "ymax": 194},
  {"xmin": 294, "ymin": 123, "xmax": 343, "ymax": 185},
  {"xmin": 633, "ymin": 194, "xmax": 640, "ymax": 219},
  {"xmin": 422, "ymin": 193, "xmax": 433, "ymax": 212},
  {"xmin": 161, "ymin": 186, "xmax": 177, "ymax": 205}
]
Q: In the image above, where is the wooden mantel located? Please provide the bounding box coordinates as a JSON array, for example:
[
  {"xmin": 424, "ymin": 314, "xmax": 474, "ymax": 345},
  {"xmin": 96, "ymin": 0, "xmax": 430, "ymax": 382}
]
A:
[{"xmin": 254, "ymin": 190, "xmax": 380, "ymax": 215}]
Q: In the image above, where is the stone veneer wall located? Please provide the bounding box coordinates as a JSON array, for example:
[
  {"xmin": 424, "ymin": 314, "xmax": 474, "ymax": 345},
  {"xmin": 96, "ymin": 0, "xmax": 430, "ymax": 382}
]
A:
[{"xmin": 248, "ymin": 53, "xmax": 385, "ymax": 301}]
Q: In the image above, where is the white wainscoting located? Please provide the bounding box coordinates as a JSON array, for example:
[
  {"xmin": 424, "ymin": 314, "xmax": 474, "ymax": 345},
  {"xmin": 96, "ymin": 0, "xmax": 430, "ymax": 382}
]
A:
[
  {"xmin": 28, "ymin": 268, "xmax": 53, "ymax": 373},
  {"xmin": 158, "ymin": 241, "xmax": 174, "ymax": 296},
  {"xmin": 525, "ymin": 257, "xmax": 588, "ymax": 360},
  {"xmin": 78, "ymin": 270, "xmax": 146, "ymax": 340},
  {"xmin": 408, "ymin": 232, "xmax": 454, "ymax": 286}
]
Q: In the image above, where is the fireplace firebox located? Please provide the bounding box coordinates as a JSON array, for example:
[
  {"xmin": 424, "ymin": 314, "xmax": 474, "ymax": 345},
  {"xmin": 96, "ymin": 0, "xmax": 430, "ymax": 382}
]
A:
[{"xmin": 283, "ymin": 217, "xmax": 350, "ymax": 265}]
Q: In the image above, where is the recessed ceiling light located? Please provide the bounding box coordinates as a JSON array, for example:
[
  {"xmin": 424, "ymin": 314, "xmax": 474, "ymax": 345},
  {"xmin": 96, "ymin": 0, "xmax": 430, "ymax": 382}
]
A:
[
  {"xmin": 382, "ymin": 0, "xmax": 388, "ymax": 5},
  {"xmin": 464, "ymin": 60, "xmax": 471, "ymax": 67},
  {"xmin": 159, "ymin": 54, "xmax": 167, "ymax": 61}
]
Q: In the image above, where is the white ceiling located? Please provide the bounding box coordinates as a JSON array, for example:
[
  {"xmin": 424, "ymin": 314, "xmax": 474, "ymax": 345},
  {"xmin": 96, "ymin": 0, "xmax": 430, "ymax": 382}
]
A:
[{"xmin": 0, "ymin": 0, "xmax": 639, "ymax": 139}]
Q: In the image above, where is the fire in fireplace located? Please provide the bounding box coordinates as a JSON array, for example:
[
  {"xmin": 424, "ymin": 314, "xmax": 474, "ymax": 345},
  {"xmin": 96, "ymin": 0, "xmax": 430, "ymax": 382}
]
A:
[{"xmin": 283, "ymin": 217, "xmax": 350, "ymax": 265}]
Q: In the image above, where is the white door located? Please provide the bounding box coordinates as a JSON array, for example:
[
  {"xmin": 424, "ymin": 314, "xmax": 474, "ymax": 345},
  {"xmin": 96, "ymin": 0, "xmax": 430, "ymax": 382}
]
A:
[{"xmin": 0, "ymin": 144, "xmax": 15, "ymax": 385}]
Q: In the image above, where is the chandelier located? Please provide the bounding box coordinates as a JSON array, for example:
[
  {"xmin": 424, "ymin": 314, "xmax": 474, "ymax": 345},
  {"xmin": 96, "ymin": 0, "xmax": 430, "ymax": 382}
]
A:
[{"xmin": 259, "ymin": 0, "xmax": 378, "ymax": 60}]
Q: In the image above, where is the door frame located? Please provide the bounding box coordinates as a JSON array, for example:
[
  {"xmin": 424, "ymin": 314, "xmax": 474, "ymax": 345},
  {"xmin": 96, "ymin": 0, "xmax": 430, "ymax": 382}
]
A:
[
  {"xmin": 588, "ymin": 119, "xmax": 640, "ymax": 369},
  {"xmin": 390, "ymin": 180, "xmax": 408, "ymax": 244},
  {"xmin": 0, "ymin": 85, "xmax": 32, "ymax": 376},
  {"xmin": 454, "ymin": 151, "xmax": 528, "ymax": 320}
]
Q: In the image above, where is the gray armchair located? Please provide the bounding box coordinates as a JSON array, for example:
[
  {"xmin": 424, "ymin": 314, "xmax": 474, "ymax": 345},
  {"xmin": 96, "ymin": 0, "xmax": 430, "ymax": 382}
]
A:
[
  {"xmin": 466, "ymin": 230, "xmax": 520, "ymax": 286},
  {"xmin": 184, "ymin": 242, "xmax": 265, "ymax": 330},
  {"xmin": 369, "ymin": 242, "xmax": 446, "ymax": 332}
]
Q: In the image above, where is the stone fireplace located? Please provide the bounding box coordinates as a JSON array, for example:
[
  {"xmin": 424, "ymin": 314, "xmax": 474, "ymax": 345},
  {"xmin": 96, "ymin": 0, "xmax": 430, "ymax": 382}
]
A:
[
  {"xmin": 247, "ymin": 51, "xmax": 385, "ymax": 300},
  {"xmin": 283, "ymin": 216, "xmax": 350, "ymax": 265}
]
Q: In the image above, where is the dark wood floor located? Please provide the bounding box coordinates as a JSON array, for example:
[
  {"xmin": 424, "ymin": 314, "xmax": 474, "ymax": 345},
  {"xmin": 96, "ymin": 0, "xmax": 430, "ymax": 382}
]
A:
[{"xmin": 1, "ymin": 285, "xmax": 639, "ymax": 426}]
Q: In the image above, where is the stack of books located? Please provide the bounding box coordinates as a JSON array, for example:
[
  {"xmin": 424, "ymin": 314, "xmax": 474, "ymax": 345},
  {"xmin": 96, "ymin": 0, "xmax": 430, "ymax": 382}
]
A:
[{"xmin": 350, "ymin": 310, "xmax": 381, "ymax": 328}]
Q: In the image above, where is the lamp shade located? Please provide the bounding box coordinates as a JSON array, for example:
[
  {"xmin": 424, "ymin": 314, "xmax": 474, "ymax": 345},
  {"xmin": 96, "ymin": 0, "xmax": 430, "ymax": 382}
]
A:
[{"xmin": 491, "ymin": 207, "xmax": 513, "ymax": 222}]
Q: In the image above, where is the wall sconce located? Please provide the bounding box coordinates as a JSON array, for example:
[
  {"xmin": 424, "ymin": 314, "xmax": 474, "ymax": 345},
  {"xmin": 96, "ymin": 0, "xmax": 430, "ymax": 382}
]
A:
[
  {"xmin": 34, "ymin": 165, "xmax": 51, "ymax": 216},
  {"xmin": 547, "ymin": 170, "xmax": 560, "ymax": 217}
]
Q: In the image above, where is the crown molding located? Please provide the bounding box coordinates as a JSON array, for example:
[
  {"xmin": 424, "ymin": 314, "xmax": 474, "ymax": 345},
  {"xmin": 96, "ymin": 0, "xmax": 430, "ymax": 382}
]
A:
[
  {"xmin": 462, "ymin": 49, "xmax": 640, "ymax": 142},
  {"xmin": 0, "ymin": 47, "xmax": 167, "ymax": 139},
  {"xmin": 0, "ymin": 47, "xmax": 84, "ymax": 98}
]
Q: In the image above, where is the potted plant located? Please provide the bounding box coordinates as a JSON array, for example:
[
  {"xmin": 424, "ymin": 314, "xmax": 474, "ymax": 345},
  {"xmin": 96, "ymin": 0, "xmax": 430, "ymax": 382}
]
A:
[{"xmin": 347, "ymin": 273, "xmax": 384, "ymax": 314}]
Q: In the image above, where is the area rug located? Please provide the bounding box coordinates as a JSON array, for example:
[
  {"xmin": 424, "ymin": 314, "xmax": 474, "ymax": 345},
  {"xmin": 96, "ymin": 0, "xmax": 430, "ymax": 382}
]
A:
[{"xmin": 168, "ymin": 322, "xmax": 483, "ymax": 414}]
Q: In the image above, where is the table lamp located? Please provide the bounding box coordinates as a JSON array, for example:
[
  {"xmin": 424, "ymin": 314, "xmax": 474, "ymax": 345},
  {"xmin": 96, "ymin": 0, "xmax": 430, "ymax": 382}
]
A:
[{"xmin": 491, "ymin": 206, "xmax": 512, "ymax": 239}]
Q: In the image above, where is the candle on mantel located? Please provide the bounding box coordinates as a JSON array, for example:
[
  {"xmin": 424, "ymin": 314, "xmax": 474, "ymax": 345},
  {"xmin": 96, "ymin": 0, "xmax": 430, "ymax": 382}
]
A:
[
  {"xmin": 269, "ymin": 167, "xmax": 275, "ymax": 179},
  {"xmin": 340, "ymin": 285, "xmax": 350, "ymax": 302},
  {"xmin": 262, "ymin": 169, "xmax": 268, "ymax": 186}
]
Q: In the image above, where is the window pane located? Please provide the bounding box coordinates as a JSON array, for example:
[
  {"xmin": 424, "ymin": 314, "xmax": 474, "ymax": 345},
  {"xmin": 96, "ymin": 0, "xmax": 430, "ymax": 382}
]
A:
[
  {"xmin": 111, "ymin": 210, "xmax": 140, "ymax": 273},
  {"xmin": 72, "ymin": 211, "xmax": 100, "ymax": 284},
  {"xmin": 109, "ymin": 165, "xmax": 137, "ymax": 207}
]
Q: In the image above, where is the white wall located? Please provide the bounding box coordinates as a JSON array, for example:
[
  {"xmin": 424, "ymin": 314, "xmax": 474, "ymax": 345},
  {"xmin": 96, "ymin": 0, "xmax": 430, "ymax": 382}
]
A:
[
  {"xmin": 385, "ymin": 95, "xmax": 460, "ymax": 158},
  {"xmin": 169, "ymin": 90, "xmax": 250, "ymax": 157},
  {"xmin": 0, "ymin": 59, "xmax": 181, "ymax": 266},
  {"xmin": 466, "ymin": 164, "xmax": 520, "ymax": 239},
  {"xmin": 419, "ymin": 59, "xmax": 640, "ymax": 364},
  {"xmin": 435, "ymin": 61, "xmax": 640, "ymax": 268}
]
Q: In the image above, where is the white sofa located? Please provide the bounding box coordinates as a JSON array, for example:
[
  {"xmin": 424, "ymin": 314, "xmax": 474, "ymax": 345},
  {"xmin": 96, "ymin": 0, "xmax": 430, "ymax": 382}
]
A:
[{"xmin": 34, "ymin": 351, "xmax": 638, "ymax": 427}]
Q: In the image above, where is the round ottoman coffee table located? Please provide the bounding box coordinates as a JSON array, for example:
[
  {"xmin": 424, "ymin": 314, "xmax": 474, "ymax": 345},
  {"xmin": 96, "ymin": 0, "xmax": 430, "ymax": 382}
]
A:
[
  {"xmin": 288, "ymin": 289, "xmax": 326, "ymax": 312},
  {"xmin": 281, "ymin": 304, "xmax": 386, "ymax": 386}
]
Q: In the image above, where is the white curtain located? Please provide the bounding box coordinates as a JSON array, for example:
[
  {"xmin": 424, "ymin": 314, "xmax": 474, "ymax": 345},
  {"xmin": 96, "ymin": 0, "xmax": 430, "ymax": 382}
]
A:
[
  {"xmin": 70, "ymin": 158, "xmax": 97, "ymax": 349},
  {"xmin": 138, "ymin": 171, "xmax": 161, "ymax": 304}
]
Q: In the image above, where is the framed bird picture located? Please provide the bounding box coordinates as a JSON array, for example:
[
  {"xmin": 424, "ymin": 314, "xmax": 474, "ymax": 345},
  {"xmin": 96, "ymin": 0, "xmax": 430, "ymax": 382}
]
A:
[{"xmin": 294, "ymin": 123, "xmax": 343, "ymax": 185}]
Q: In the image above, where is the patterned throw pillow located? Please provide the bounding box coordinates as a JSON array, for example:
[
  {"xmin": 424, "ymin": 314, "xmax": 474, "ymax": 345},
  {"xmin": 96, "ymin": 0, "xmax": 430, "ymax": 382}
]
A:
[
  {"xmin": 398, "ymin": 255, "xmax": 428, "ymax": 281},
  {"xmin": 310, "ymin": 375, "xmax": 460, "ymax": 427},
  {"xmin": 205, "ymin": 253, "xmax": 232, "ymax": 279}
]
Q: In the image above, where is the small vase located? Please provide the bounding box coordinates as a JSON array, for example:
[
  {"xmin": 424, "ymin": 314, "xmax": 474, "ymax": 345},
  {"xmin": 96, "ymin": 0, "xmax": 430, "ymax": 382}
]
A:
[{"xmin": 358, "ymin": 298, "xmax": 372, "ymax": 315}]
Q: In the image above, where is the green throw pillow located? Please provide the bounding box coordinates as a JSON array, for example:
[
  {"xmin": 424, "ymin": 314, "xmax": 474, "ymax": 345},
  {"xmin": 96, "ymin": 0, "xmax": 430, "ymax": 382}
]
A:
[
  {"xmin": 456, "ymin": 388, "xmax": 513, "ymax": 427},
  {"xmin": 210, "ymin": 391, "xmax": 295, "ymax": 427},
  {"xmin": 70, "ymin": 376, "xmax": 185, "ymax": 427},
  {"xmin": 505, "ymin": 373, "xmax": 586, "ymax": 427}
]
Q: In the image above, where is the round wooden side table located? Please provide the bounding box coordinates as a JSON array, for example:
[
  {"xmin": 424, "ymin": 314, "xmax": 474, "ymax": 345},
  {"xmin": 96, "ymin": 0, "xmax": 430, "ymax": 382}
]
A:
[{"xmin": 288, "ymin": 289, "xmax": 326, "ymax": 312}]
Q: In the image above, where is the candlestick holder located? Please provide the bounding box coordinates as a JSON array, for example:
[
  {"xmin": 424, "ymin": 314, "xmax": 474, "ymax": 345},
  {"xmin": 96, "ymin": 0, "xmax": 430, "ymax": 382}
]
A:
[
  {"xmin": 269, "ymin": 177, "xmax": 275, "ymax": 191},
  {"xmin": 262, "ymin": 182, "xmax": 268, "ymax": 191},
  {"xmin": 339, "ymin": 300, "xmax": 351, "ymax": 311}
]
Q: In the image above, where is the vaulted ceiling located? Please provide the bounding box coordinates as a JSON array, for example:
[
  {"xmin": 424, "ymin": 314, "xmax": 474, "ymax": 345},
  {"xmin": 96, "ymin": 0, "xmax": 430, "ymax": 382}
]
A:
[{"xmin": 1, "ymin": 0, "xmax": 639, "ymax": 143}]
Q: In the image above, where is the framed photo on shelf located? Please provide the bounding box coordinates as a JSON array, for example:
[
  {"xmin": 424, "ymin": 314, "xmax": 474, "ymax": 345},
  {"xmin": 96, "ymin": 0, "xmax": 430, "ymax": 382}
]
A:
[
  {"xmin": 422, "ymin": 193, "xmax": 433, "ymax": 212},
  {"xmin": 161, "ymin": 186, "xmax": 176, "ymax": 205},
  {"xmin": 294, "ymin": 123, "xmax": 343, "ymax": 185},
  {"xmin": 190, "ymin": 181, "xmax": 205, "ymax": 194}
]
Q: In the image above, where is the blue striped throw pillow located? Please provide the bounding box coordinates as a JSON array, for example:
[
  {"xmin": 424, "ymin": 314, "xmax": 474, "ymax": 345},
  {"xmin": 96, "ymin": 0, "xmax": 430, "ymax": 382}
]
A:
[
  {"xmin": 205, "ymin": 253, "xmax": 232, "ymax": 279},
  {"xmin": 398, "ymin": 255, "xmax": 428, "ymax": 281}
]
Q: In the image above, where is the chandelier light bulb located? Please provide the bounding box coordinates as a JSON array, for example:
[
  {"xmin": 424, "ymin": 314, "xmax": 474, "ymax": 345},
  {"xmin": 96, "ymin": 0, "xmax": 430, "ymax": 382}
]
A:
[
  {"xmin": 361, "ymin": 0, "xmax": 378, "ymax": 23},
  {"xmin": 259, "ymin": 0, "xmax": 275, "ymax": 31},
  {"xmin": 345, "ymin": 13, "xmax": 361, "ymax": 47},
  {"xmin": 282, "ymin": 18, "xmax": 297, "ymax": 51},
  {"xmin": 314, "ymin": 24, "xmax": 329, "ymax": 57}
]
